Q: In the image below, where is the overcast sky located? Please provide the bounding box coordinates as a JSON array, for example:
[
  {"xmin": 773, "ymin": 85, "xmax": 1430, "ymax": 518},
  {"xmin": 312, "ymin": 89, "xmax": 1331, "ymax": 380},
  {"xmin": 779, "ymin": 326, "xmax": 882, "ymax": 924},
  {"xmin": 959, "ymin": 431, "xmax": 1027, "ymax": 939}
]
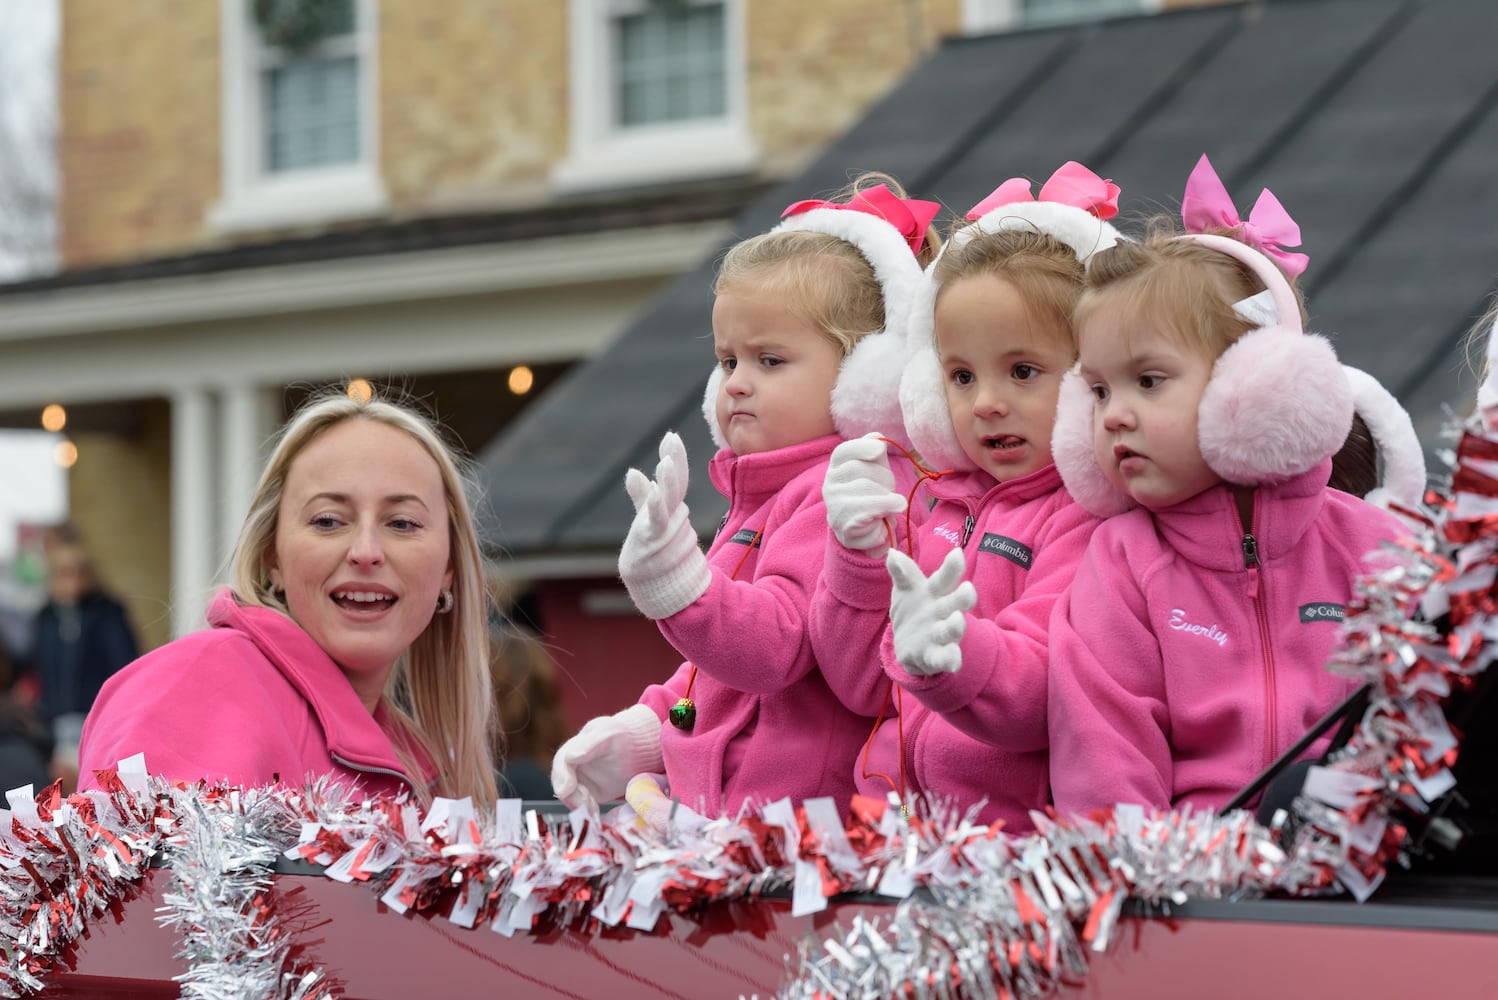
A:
[{"xmin": 0, "ymin": 0, "xmax": 66, "ymax": 562}]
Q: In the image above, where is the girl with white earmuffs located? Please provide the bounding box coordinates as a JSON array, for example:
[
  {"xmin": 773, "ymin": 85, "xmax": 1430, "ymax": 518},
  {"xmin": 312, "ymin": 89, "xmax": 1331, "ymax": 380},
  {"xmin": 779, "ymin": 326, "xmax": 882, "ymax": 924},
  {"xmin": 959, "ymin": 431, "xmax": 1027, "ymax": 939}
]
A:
[
  {"xmin": 1046, "ymin": 155, "xmax": 1408, "ymax": 817},
  {"xmin": 549, "ymin": 175, "xmax": 940, "ymax": 819},
  {"xmin": 810, "ymin": 162, "xmax": 1122, "ymax": 832}
]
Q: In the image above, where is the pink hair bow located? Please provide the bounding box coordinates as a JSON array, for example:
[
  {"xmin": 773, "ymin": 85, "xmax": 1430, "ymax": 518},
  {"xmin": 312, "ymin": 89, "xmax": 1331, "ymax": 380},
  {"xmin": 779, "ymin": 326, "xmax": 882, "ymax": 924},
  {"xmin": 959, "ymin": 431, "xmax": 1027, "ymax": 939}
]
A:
[
  {"xmin": 781, "ymin": 184, "xmax": 942, "ymax": 257},
  {"xmin": 1181, "ymin": 153, "xmax": 1309, "ymax": 278},
  {"xmin": 965, "ymin": 161, "xmax": 1121, "ymax": 221}
]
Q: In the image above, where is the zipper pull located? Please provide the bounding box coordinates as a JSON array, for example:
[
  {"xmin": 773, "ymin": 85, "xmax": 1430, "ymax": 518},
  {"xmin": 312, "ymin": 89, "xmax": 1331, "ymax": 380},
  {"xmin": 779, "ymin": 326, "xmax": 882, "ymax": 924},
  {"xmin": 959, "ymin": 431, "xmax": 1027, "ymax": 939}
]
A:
[
  {"xmin": 713, "ymin": 511, "xmax": 729, "ymax": 540},
  {"xmin": 961, "ymin": 514, "xmax": 976, "ymax": 547},
  {"xmin": 1241, "ymin": 532, "xmax": 1260, "ymax": 569}
]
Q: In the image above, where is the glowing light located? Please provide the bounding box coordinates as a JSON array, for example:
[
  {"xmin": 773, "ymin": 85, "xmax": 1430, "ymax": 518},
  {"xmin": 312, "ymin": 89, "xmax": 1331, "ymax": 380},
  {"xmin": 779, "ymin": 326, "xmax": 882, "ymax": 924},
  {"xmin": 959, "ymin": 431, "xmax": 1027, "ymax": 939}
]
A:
[
  {"xmin": 41, "ymin": 404, "xmax": 66, "ymax": 432},
  {"xmin": 508, "ymin": 366, "xmax": 534, "ymax": 395},
  {"xmin": 54, "ymin": 440, "xmax": 78, "ymax": 469},
  {"xmin": 346, "ymin": 378, "xmax": 374, "ymax": 403}
]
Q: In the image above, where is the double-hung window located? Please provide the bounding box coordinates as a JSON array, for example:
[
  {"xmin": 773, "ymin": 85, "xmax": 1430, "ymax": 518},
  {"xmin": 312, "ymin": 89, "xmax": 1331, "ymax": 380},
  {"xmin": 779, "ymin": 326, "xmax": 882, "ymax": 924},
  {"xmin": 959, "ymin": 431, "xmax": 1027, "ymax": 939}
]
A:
[
  {"xmin": 211, "ymin": 0, "xmax": 386, "ymax": 232},
  {"xmin": 555, "ymin": 0, "xmax": 756, "ymax": 192}
]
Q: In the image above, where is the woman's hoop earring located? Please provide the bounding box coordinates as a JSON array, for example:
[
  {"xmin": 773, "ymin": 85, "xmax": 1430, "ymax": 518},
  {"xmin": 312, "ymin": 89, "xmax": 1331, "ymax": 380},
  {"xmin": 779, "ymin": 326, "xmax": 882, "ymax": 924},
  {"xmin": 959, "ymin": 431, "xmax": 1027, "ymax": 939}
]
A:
[{"xmin": 436, "ymin": 588, "xmax": 455, "ymax": 615}]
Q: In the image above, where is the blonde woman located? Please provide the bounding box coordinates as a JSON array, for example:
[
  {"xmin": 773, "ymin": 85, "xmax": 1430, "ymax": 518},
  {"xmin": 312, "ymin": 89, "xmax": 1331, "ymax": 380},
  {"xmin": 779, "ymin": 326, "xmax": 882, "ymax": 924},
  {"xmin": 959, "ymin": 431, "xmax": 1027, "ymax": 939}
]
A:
[{"xmin": 79, "ymin": 389, "xmax": 499, "ymax": 809}]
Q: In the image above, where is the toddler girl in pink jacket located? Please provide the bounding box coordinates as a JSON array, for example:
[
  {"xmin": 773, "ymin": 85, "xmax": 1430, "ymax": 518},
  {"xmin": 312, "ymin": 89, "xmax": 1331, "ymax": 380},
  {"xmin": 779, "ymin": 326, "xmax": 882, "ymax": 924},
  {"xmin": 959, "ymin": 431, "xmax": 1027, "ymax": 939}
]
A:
[
  {"xmin": 1047, "ymin": 155, "xmax": 1407, "ymax": 816},
  {"xmin": 550, "ymin": 176, "xmax": 940, "ymax": 817},
  {"xmin": 809, "ymin": 163, "xmax": 1121, "ymax": 832}
]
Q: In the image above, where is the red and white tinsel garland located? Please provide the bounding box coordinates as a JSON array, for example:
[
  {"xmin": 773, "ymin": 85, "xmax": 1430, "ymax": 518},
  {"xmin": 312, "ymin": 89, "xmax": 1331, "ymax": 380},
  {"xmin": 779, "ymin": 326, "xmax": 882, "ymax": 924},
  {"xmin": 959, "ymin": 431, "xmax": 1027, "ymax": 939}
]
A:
[{"xmin": 3, "ymin": 384, "xmax": 1495, "ymax": 999}]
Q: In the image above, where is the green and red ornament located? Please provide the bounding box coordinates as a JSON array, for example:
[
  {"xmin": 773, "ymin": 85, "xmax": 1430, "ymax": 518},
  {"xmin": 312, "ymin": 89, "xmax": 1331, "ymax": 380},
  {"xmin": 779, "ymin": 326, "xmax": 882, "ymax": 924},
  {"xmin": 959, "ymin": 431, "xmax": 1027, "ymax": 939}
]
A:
[{"xmin": 668, "ymin": 696, "xmax": 695, "ymax": 730}]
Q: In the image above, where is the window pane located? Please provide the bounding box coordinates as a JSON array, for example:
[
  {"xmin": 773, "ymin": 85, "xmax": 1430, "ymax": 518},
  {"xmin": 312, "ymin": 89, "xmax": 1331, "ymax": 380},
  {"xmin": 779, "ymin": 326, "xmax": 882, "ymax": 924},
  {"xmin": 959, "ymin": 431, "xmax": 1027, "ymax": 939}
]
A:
[
  {"xmin": 613, "ymin": 2, "xmax": 726, "ymax": 128},
  {"xmin": 264, "ymin": 54, "xmax": 360, "ymax": 172}
]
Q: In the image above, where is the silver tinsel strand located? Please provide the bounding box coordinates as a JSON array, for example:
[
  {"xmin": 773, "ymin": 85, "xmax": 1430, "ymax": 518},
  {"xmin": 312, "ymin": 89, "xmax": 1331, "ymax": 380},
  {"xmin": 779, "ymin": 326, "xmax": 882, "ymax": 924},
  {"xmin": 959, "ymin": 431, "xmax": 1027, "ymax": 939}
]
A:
[{"xmin": 155, "ymin": 784, "xmax": 336, "ymax": 1000}]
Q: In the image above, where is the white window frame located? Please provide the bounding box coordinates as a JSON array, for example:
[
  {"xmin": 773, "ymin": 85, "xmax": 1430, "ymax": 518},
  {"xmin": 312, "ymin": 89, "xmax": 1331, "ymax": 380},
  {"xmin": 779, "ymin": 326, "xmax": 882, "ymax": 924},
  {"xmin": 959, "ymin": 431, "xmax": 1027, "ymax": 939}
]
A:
[
  {"xmin": 210, "ymin": 0, "xmax": 387, "ymax": 233},
  {"xmin": 553, "ymin": 0, "xmax": 757, "ymax": 193},
  {"xmin": 962, "ymin": 0, "xmax": 1160, "ymax": 33}
]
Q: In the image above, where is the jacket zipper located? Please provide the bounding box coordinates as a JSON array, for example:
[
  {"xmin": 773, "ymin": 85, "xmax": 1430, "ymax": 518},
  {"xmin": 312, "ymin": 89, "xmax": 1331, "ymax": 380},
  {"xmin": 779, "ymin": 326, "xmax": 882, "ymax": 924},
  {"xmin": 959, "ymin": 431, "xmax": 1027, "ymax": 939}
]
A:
[
  {"xmin": 960, "ymin": 514, "xmax": 976, "ymax": 548},
  {"xmin": 1241, "ymin": 530, "xmax": 1278, "ymax": 767},
  {"xmin": 330, "ymin": 752, "xmax": 420, "ymax": 795},
  {"xmin": 901, "ymin": 706, "xmax": 928, "ymax": 798}
]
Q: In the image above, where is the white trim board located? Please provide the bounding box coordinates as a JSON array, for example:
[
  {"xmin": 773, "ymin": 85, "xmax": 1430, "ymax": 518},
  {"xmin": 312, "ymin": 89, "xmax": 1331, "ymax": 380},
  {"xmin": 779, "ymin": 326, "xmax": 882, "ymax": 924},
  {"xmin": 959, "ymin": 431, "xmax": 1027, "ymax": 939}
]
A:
[{"xmin": 0, "ymin": 220, "xmax": 728, "ymax": 343}]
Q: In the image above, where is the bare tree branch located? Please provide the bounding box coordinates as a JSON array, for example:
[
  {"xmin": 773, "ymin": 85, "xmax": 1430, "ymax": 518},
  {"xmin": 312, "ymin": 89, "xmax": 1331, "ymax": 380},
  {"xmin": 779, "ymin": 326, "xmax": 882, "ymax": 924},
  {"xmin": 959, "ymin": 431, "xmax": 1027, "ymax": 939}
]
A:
[{"xmin": 0, "ymin": 0, "xmax": 59, "ymax": 280}]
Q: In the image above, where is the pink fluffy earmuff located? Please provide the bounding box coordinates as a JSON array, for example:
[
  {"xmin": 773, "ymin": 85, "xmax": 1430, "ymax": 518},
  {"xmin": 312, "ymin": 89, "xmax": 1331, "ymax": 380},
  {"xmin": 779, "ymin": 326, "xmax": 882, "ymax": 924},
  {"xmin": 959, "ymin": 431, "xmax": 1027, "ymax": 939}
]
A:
[{"xmin": 1053, "ymin": 233, "xmax": 1355, "ymax": 516}]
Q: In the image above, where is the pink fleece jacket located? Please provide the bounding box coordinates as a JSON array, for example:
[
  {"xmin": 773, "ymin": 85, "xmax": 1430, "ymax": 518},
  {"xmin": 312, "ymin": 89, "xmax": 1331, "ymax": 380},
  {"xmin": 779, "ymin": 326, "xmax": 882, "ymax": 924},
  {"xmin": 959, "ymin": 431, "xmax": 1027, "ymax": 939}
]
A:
[
  {"xmin": 639, "ymin": 434, "xmax": 872, "ymax": 817},
  {"xmin": 812, "ymin": 463, "xmax": 1098, "ymax": 832},
  {"xmin": 1047, "ymin": 459, "xmax": 1403, "ymax": 816},
  {"xmin": 78, "ymin": 589, "xmax": 432, "ymax": 800}
]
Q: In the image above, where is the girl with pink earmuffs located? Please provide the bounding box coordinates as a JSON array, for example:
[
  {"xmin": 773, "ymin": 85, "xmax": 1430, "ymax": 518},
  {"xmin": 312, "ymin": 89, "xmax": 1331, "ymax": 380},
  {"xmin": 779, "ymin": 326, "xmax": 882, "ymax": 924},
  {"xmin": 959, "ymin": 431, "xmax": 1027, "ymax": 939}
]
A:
[
  {"xmin": 549, "ymin": 175, "xmax": 940, "ymax": 819},
  {"xmin": 1046, "ymin": 155, "xmax": 1408, "ymax": 817},
  {"xmin": 809, "ymin": 162, "xmax": 1122, "ymax": 832}
]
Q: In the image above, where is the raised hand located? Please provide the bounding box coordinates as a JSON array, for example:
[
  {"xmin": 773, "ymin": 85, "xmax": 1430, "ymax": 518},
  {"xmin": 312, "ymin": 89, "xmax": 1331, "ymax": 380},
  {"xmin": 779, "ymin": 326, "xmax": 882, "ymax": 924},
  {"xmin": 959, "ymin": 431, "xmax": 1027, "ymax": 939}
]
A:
[
  {"xmin": 886, "ymin": 547, "xmax": 977, "ymax": 676},
  {"xmin": 823, "ymin": 432, "xmax": 907, "ymax": 557},
  {"xmin": 618, "ymin": 431, "xmax": 711, "ymax": 620}
]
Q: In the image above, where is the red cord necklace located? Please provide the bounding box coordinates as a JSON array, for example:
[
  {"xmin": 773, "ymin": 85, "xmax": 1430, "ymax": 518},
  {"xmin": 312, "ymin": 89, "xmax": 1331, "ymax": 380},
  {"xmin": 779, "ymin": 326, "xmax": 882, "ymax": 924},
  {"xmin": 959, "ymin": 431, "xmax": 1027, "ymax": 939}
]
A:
[
  {"xmin": 669, "ymin": 524, "xmax": 765, "ymax": 731},
  {"xmin": 857, "ymin": 438, "xmax": 950, "ymax": 812}
]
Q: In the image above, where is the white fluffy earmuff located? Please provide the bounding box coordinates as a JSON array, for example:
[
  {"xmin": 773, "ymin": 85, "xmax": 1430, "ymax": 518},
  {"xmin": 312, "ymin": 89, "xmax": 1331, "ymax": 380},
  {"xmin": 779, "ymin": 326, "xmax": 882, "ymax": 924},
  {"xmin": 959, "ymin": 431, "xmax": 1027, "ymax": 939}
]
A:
[
  {"xmin": 701, "ymin": 206, "xmax": 929, "ymax": 451},
  {"xmin": 1342, "ymin": 364, "xmax": 1426, "ymax": 508},
  {"xmin": 900, "ymin": 201, "xmax": 1123, "ymax": 474}
]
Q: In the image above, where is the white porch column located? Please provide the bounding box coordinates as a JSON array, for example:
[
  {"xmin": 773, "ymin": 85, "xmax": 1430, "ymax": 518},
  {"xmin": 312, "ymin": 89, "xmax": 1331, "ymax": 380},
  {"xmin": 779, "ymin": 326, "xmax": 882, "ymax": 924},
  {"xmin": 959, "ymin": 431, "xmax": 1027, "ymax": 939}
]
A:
[
  {"xmin": 219, "ymin": 383, "xmax": 272, "ymax": 570},
  {"xmin": 171, "ymin": 388, "xmax": 216, "ymax": 638}
]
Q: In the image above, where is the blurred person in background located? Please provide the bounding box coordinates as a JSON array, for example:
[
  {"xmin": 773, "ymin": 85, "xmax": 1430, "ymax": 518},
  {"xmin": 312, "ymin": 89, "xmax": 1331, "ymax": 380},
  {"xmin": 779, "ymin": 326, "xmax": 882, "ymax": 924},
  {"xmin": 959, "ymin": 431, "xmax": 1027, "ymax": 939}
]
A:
[
  {"xmin": 490, "ymin": 587, "xmax": 566, "ymax": 801},
  {"xmin": 19, "ymin": 532, "xmax": 138, "ymax": 789},
  {"xmin": 0, "ymin": 638, "xmax": 55, "ymax": 794}
]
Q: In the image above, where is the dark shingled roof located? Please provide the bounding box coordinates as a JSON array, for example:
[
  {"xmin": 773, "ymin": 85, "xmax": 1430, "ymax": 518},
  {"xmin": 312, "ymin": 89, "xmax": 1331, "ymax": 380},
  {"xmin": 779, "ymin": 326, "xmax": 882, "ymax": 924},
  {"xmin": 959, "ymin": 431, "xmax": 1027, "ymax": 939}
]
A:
[{"xmin": 476, "ymin": 0, "xmax": 1498, "ymax": 559}]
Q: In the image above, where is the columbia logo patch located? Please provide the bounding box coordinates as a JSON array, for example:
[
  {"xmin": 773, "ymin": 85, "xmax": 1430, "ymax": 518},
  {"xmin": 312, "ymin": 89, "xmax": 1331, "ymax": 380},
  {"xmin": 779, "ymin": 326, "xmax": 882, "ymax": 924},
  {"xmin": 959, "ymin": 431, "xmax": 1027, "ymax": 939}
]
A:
[
  {"xmin": 977, "ymin": 533, "xmax": 1032, "ymax": 569},
  {"xmin": 1299, "ymin": 602, "xmax": 1344, "ymax": 624},
  {"xmin": 727, "ymin": 528, "xmax": 761, "ymax": 547}
]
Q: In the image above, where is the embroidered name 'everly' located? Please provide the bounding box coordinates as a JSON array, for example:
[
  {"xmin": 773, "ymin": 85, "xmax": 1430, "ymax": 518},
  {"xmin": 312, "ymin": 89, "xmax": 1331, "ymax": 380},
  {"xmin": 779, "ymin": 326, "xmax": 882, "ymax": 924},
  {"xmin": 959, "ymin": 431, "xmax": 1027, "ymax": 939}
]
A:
[
  {"xmin": 728, "ymin": 528, "xmax": 761, "ymax": 547},
  {"xmin": 1169, "ymin": 608, "xmax": 1228, "ymax": 646},
  {"xmin": 1298, "ymin": 602, "xmax": 1345, "ymax": 623},
  {"xmin": 977, "ymin": 533, "xmax": 1033, "ymax": 569}
]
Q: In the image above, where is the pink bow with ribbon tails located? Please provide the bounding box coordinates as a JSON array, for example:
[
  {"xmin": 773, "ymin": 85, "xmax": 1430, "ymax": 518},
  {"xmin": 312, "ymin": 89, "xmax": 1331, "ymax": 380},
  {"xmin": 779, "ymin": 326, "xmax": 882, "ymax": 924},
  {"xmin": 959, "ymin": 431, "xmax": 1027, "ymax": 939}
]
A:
[
  {"xmin": 965, "ymin": 161, "xmax": 1121, "ymax": 221},
  {"xmin": 781, "ymin": 184, "xmax": 942, "ymax": 257},
  {"xmin": 1181, "ymin": 153, "xmax": 1309, "ymax": 278}
]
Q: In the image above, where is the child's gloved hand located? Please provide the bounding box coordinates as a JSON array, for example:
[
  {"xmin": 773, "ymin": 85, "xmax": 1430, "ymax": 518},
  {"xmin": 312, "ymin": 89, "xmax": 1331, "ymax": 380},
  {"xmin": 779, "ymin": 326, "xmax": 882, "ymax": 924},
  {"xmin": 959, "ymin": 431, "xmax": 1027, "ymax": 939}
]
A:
[
  {"xmin": 886, "ymin": 547, "xmax": 976, "ymax": 676},
  {"xmin": 823, "ymin": 432, "xmax": 907, "ymax": 557},
  {"xmin": 551, "ymin": 703, "xmax": 664, "ymax": 811},
  {"xmin": 618, "ymin": 431, "xmax": 711, "ymax": 620}
]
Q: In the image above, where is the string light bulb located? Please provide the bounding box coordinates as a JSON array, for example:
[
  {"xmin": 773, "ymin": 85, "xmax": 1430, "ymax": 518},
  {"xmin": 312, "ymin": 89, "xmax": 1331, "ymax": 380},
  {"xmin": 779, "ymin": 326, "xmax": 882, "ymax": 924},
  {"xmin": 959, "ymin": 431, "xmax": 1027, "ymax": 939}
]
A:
[
  {"xmin": 41, "ymin": 404, "xmax": 66, "ymax": 432},
  {"xmin": 54, "ymin": 440, "xmax": 78, "ymax": 469}
]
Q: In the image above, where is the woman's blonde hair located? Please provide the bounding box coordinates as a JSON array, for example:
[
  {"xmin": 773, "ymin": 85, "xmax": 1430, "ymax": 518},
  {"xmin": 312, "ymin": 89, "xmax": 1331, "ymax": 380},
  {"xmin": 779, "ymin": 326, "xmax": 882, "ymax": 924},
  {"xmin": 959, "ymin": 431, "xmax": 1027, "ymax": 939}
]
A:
[
  {"xmin": 1464, "ymin": 292, "xmax": 1498, "ymax": 381},
  {"xmin": 932, "ymin": 227, "xmax": 1088, "ymax": 353},
  {"xmin": 1075, "ymin": 218, "xmax": 1308, "ymax": 361},
  {"xmin": 714, "ymin": 172, "xmax": 940, "ymax": 357},
  {"xmin": 229, "ymin": 388, "xmax": 498, "ymax": 810}
]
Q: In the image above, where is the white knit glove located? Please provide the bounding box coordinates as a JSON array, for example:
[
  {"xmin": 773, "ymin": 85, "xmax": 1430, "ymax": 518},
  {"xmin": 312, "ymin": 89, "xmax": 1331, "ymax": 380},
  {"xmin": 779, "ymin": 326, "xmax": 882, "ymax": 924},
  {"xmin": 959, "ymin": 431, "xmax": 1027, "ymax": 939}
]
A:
[
  {"xmin": 887, "ymin": 547, "xmax": 977, "ymax": 676},
  {"xmin": 823, "ymin": 432, "xmax": 907, "ymax": 557},
  {"xmin": 551, "ymin": 703, "xmax": 664, "ymax": 811},
  {"xmin": 618, "ymin": 431, "xmax": 711, "ymax": 620}
]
